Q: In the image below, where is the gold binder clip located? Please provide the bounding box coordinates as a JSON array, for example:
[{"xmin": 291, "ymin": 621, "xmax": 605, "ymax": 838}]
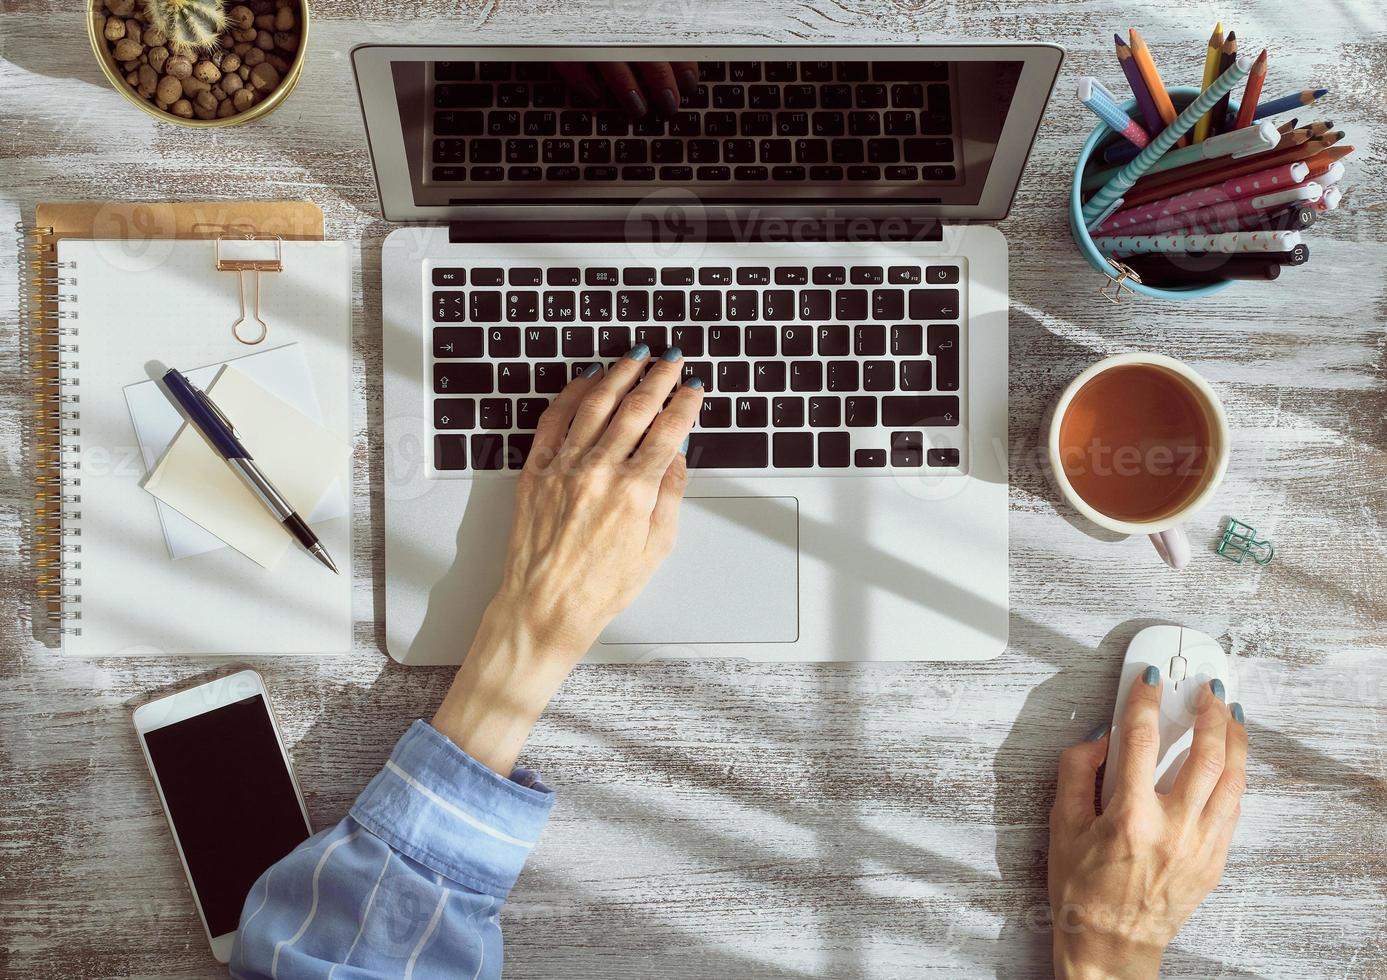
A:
[
  {"xmin": 216, "ymin": 235, "xmax": 283, "ymax": 345},
  {"xmin": 1100, "ymin": 258, "xmax": 1142, "ymax": 304}
]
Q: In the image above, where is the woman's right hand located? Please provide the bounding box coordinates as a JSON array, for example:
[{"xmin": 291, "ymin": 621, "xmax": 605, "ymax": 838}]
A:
[
  {"xmin": 554, "ymin": 61, "xmax": 701, "ymax": 118},
  {"xmin": 1048, "ymin": 670, "xmax": 1247, "ymax": 979}
]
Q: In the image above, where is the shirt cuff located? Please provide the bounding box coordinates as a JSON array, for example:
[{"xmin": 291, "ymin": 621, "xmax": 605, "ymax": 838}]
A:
[{"xmin": 349, "ymin": 720, "xmax": 555, "ymax": 899}]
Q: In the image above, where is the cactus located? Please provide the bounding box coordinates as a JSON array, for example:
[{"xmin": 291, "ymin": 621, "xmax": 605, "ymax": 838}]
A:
[{"xmin": 145, "ymin": 0, "xmax": 226, "ymax": 54}]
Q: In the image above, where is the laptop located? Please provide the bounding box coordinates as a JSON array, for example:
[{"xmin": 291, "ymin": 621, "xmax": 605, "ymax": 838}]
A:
[{"xmin": 353, "ymin": 44, "xmax": 1063, "ymax": 665}]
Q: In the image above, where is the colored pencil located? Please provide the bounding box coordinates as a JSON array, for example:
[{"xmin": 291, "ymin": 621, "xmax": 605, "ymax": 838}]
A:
[
  {"xmin": 1128, "ymin": 29, "xmax": 1185, "ymax": 147},
  {"xmin": 1121, "ymin": 138, "xmax": 1331, "ymax": 209},
  {"xmin": 1093, "ymin": 230, "xmax": 1302, "ymax": 255},
  {"xmin": 1303, "ymin": 145, "xmax": 1355, "ymax": 178},
  {"xmin": 1233, "ymin": 50, "xmax": 1268, "ymax": 130},
  {"xmin": 1253, "ymin": 88, "xmax": 1328, "ymax": 119},
  {"xmin": 1115, "ymin": 33, "xmax": 1164, "ymax": 138},
  {"xmin": 1193, "ymin": 22, "xmax": 1224, "ymax": 143},
  {"xmin": 1209, "ymin": 32, "xmax": 1238, "ymax": 137},
  {"xmin": 1122, "ymin": 254, "xmax": 1284, "ymax": 285},
  {"xmin": 1277, "ymin": 118, "xmax": 1299, "ymax": 134},
  {"xmin": 1082, "ymin": 54, "xmax": 1254, "ymax": 222}
]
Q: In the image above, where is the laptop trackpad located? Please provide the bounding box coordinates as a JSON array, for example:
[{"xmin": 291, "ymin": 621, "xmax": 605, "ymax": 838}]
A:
[{"xmin": 600, "ymin": 496, "xmax": 798, "ymax": 647}]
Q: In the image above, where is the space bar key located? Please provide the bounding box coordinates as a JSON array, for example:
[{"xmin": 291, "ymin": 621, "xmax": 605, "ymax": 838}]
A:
[{"xmin": 685, "ymin": 433, "xmax": 769, "ymax": 468}]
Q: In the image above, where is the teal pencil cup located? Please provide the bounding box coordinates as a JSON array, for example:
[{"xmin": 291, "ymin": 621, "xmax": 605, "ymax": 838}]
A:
[{"xmin": 1070, "ymin": 85, "xmax": 1237, "ymax": 301}]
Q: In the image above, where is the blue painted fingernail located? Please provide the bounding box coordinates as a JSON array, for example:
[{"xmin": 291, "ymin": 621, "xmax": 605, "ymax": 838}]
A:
[
  {"xmin": 1231, "ymin": 702, "xmax": 1245, "ymax": 724},
  {"xmin": 1142, "ymin": 665, "xmax": 1160, "ymax": 686},
  {"xmin": 684, "ymin": 376, "xmax": 704, "ymax": 390},
  {"xmin": 679, "ymin": 435, "xmax": 689, "ymax": 455},
  {"xmin": 662, "ymin": 346, "xmax": 683, "ymax": 362},
  {"xmin": 1210, "ymin": 678, "xmax": 1226, "ymax": 702},
  {"xmin": 1083, "ymin": 722, "xmax": 1111, "ymax": 742},
  {"xmin": 582, "ymin": 363, "xmax": 601, "ymax": 379},
  {"xmin": 627, "ymin": 344, "xmax": 650, "ymax": 361}
]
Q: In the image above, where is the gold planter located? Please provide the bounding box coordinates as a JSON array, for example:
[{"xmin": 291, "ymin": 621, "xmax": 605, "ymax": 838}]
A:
[{"xmin": 87, "ymin": 0, "xmax": 309, "ymax": 127}]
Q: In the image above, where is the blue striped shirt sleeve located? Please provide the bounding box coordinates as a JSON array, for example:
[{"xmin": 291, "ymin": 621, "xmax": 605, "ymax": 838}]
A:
[{"xmin": 231, "ymin": 720, "xmax": 554, "ymax": 980}]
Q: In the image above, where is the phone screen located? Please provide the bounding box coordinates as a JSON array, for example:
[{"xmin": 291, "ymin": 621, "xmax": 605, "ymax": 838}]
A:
[{"xmin": 143, "ymin": 694, "xmax": 311, "ymax": 937}]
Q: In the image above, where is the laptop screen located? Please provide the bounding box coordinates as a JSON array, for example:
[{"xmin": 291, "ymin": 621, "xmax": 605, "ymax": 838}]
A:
[{"xmin": 356, "ymin": 47, "xmax": 1062, "ymax": 220}]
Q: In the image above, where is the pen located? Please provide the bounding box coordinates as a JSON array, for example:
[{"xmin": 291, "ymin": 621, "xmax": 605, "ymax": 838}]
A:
[
  {"xmin": 1077, "ymin": 77, "xmax": 1150, "ymax": 148},
  {"xmin": 160, "ymin": 367, "xmax": 339, "ymax": 574}
]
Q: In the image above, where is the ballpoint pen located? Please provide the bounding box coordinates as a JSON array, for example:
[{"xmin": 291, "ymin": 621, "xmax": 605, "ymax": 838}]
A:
[{"xmin": 160, "ymin": 367, "xmax": 339, "ymax": 574}]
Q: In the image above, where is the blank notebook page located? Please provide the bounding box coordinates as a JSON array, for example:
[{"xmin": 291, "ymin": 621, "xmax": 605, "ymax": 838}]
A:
[{"xmin": 57, "ymin": 239, "xmax": 353, "ymax": 656}]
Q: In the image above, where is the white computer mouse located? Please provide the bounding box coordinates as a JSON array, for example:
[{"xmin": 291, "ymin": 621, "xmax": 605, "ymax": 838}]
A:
[{"xmin": 1101, "ymin": 625, "xmax": 1237, "ymax": 809}]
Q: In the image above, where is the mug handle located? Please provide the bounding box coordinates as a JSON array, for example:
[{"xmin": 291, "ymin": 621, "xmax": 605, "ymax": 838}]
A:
[{"xmin": 1149, "ymin": 527, "xmax": 1191, "ymax": 570}]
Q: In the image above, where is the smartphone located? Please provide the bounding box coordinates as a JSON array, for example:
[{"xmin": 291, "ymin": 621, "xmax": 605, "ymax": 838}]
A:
[{"xmin": 133, "ymin": 669, "xmax": 312, "ymax": 962}]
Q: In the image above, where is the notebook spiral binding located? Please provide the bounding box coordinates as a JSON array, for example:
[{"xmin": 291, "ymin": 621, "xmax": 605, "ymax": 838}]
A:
[{"xmin": 18, "ymin": 221, "xmax": 83, "ymax": 639}]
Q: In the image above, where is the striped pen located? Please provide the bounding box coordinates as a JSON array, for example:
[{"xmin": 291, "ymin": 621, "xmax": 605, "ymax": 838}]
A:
[
  {"xmin": 1077, "ymin": 77, "xmax": 1150, "ymax": 148},
  {"xmin": 1084, "ymin": 120, "xmax": 1278, "ymax": 192},
  {"xmin": 1082, "ymin": 54, "xmax": 1255, "ymax": 224},
  {"xmin": 1094, "ymin": 161, "xmax": 1311, "ymax": 235},
  {"xmin": 1092, "ymin": 229, "xmax": 1302, "ymax": 255}
]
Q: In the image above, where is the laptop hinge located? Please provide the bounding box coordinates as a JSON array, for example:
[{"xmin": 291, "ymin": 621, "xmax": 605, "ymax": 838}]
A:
[{"xmin": 447, "ymin": 216, "xmax": 944, "ymax": 244}]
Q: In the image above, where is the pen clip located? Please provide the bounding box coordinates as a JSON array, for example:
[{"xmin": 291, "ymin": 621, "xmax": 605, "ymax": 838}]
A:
[{"xmin": 190, "ymin": 382, "xmax": 239, "ymax": 439}]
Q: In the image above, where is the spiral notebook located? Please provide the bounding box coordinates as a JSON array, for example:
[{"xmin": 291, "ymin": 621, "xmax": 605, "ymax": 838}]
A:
[{"xmin": 25, "ymin": 202, "xmax": 354, "ymax": 656}]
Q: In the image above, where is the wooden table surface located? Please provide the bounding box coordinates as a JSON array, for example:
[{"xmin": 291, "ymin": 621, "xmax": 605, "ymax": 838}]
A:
[{"xmin": 3, "ymin": 1, "xmax": 1385, "ymax": 977}]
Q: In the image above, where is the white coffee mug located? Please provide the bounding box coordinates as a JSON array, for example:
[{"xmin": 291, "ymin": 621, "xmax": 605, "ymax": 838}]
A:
[{"xmin": 1045, "ymin": 353, "xmax": 1230, "ymax": 569}]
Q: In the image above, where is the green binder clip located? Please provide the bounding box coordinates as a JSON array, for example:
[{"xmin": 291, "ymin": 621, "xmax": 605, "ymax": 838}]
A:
[{"xmin": 1216, "ymin": 518, "xmax": 1274, "ymax": 565}]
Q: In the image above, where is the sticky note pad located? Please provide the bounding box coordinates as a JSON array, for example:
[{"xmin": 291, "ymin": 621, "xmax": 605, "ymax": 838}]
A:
[{"xmin": 144, "ymin": 365, "xmax": 351, "ymax": 568}]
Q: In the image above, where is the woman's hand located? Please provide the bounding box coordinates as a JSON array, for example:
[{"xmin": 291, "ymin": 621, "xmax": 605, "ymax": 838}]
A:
[
  {"xmin": 554, "ymin": 61, "xmax": 700, "ymax": 118},
  {"xmin": 433, "ymin": 346, "xmax": 703, "ymax": 773},
  {"xmin": 1048, "ymin": 670, "xmax": 1247, "ymax": 980}
]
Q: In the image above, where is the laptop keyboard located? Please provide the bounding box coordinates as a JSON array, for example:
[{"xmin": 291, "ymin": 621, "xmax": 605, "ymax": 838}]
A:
[
  {"xmin": 428, "ymin": 61, "xmax": 959, "ymax": 185},
  {"xmin": 429, "ymin": 258, "xmax": 966, "ymax": 474}
]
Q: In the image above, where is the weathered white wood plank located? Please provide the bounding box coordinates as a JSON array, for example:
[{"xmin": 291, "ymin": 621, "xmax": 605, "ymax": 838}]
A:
[{"xmin": 2, "ymin": 1, "xmax": 1385, "ymax": 977}]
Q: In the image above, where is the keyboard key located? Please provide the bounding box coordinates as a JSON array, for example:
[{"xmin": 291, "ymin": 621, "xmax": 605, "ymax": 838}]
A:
[
  {"xmin": 615, "ymin": 139, "xmax": 647, "ymax": 164},
  {"xmin": 596, "ymin": 111, "xmax": 628, "ymax": 136},
  {"xmin": 867, "ymin": 138, "xmax": 899, "ymax": 163},
  {"xmin": 781, "ymin": 325, "xmax": 813, "ymax": 356},
  {"xmin": 670, "ymin": 325, "xmax": 705, "ymax": 356},
  {"xmin": 479, "ymin": 398, "xmax": 512, "ymax": 430},
  {"xmin": 845, "ymin": 396, "xmax": 877, "ymax": 427},
  {"xmin": 863, "ymin": 361, "xmax": 895, "ymax": 391},
  {"xmin": 734, "ymin": 165, "xmax": 769, "ymax": 181},
  {"xmin": 616, "ymin": 291, "xmax": 648, "ymax": 321},
  {"xmin": 725, "ymin": 290, "xmax": 758, "ymax": 321},
  {"xmin": 775, "ymin": 112, "xmax": 808, "ymax": 136},
  {"xmin": 686, "ymin": 432, "xmax": 768, "ymax": 469},
  {"xmin": 434, "ymin": 398, "xmax": 475, "ymax": 430},
  {"xmin": 507, "ymin": 267, "xmax": 541, "ymax": 286},
  {"xmin": 882, "ymin": 395, "xmax": 960, "ymax": 426},
  {"xmin": 820, "ymin": 84, "xmax": 852, "ymax": 109},
  {"xmin": 653, "ymin": 291, "xmax": 686, "ymax": 321},
  {"xmin": 507, "ymin": 166, "xmax": 543, "ymax": 181},
  {"xmin": 717, "ymin": 361, "xmax": 750, "ymax": 391},
  {"xmin": 847, "ymin": 165, "xmax": 881, "ymax": 180},
  {"xmin": 579, "ymin": 139, "xmax": 611, "ymax": 164},
  {"xmin": 471, "ymin": 433, "xmax": 506, "ymax": 470},
  {"xmin": 886, "ymin": 165, "xmax": 919, "ymax": 181},
  {"xmin": 635, "ymin": 326, "xmax": 668, "ymax": 356},
  {"xmin": 909, "ymin": 288, "xmax": 961, "ymax": 319},
  {"xmin": 765, "ymin": 62, "xmax": 797, "ymax": 82},
  {"xmin": 652, "ymin": 139, "xmax": 684, "ymax": 163},
  {"xmin": 871, "ymin": 289, "xmax": 904, "ymax": 320},
  {"xmin": 668, "ymin": 112, "xmax": 701, "ymax": 136},
  {"xmin": 798, "ymin": 289, "xmax": 832, "ymax": 320},
  {"xmin": 497, "ymin": 363, "xmax": 529, "ymax": 393},
  {"xmin": 890, "ymin": 431, "xmax": 923, "ymax": 467},
  {"xmin": 848, "ymin": 112, "xmax": 881, "ymax": 137},
  {"xmin": 583, "ymin": 165, "xmax": 618, "ymax": 180},
  {"xmin": 856, "ymin": 84, "xmax": 887, "ymax": 109},
  {"xmin": 875, "ymin": 61, "xmax": 948, "ymax": 81},
  {"xmin": 507, "ymin": 434, "xmax": 533, "ymax": 469},
  {"xmin": 748, "ymin": 84, "xmax": 780, "ymax": 109},
  {"xmin": 548, "ymin": 267, "xmax": 580, "ymax": 285},
  {"xmin": 831, "ymin": 138, "xmax": 865, "ymax": 164},
  {"xmin": 854, "ymin": 448, "xmax": 886, "ymax": 468},
  {"xmin": 689, "ymin": 140, "xmax": 721, "ymax": 164},
  {"xmin": 488, "ymin": 111, "xmax": 520, "ymax": 136},
  {"xmin": 904, "ymin": 138, "xmax": 953, "ymax": 162},
  {"xmin": 584, "ymin": 267, "xmax": 620, "ymax": 286},
  {"xmin": 818, "ymin": 432, "xmax": 851, "ymax": 468},
  {"xmin": 661, "ymin": 267, "xmax": 694, "ymax": 285},
  {"xmin": 929, "ymin": 323, "xmax": 960, "ymax": 391},
  {"xmin": 763, "ymin": 290, "xmax": 795, "ymax": 321},
  {"xmin": 688, "ymin": 292, "xmax": 722, "ymax": 323},
  {"xmin": 469, "ymin": 291, "xmax": 502, "ymax": 322},
  {"xmin": 796, "ymin": 138, "xmax": 830, "ymax": 162},
  {"xmin": 811, "ymin": 112, "xmax": 845, "ymax": 137},
  {"xmin": 516, "ymin": 398, "xmax": 549, "ymax": 429},
  {"xmin": 729, "ymin": 62, "xmax": 761, "ymax": 82},
  {"xmin": 790, "ymin": 361, "xmax": 823, "ymax": 392},
  {"xmin": 773, "ymin": 396, "xmax": 804, "ymax": 427},
  {"xmin": 700, "ymin": 397, "xmax": 732, "ymax": 428},
  {"xmin": 928, "ymin": 447, "xmax": 960, "ymax": 467},
  {"xmin": 506, "ymin": 290, "xmax": 539, "ymax": 322},
  {"xmin": 534, "ymin": 362, "xmax": 566, "ymax": 393},
  {"xmin": 435, "ymin": 434, "xmax": 467, "ymax": 469},
  {"xmin": 817, "ymin": 324, "xmax": 850, "ymax": 356},
  {"xmin": 698, "ymin": 62, "xmax": 726, "ymax": 82},
  {"xmin": 736, "ymin": 396, "xmax": 768, "ymax": 427},
  {"xmin": 543, "ymin": 291, "xmax": 576, "ymax": 321},
  {"xmin": 927, "ymin": 265, "xmax": 961, "ymax": 284},
  {"xmin": 623, "ymin": 267, "xmax": 657, "ymax": 285},
  {"xmin": 809, "ymin": 396, "xmax": 840, "ymax": 427},
  {"xmin": 755, "ymin": 361, "xmax": 787, "ymax": 391},
  {"xmin": 811, "ymin": 266, "xmax": 846, "ymax": 286},
  {"xmin": 433, "ymin": 268, "xmax": 466, "ymax": 286},
  {"xmin": 760, "ymin": 138, "xmax": 792, "ymax": 162},
  {"xmin": 784, "ymin": 84, "xmax": 816, "ymax": 109},
  {"xmin": 891, "ymin": 323, "xmax": 923, "ymax": 356},
  {"xmin": 683, "ymin": 361, "xmax": 714, "ymax": 389},
  {"xmin": 487, "ymin": 327, "xmax": 520, "ymax": 357},
  {"xmin": 569, "ymin": 362, "xmax": 601, "ymax": 380},
  {"xmin": 524, "ymin": 326, "xmax": 557, "ymax": 357},
  {"xmin": 773, "ymin": 432, "xmax": 813, "ymax": 468},
  {"xmin": 698, "ymin": 267, "xmax": 733, "ymax": 286},
  {"xmin": 745, "ymin": 326, "xmax": 777, "ymax": 356},
  {"xmin": 704, "ymin": 111, "xmax": 737, "ymax": 136},
  {"xmin": 854, "ymin": 323, "xmax": 887, "ymax": 356},
  {"xmin": 884, "ymin": 110, "xmax": 917, "ymax": 136},
  {"xmin": 835, "ymin": 289, "xmax": 868, "ymax": 321},
  {"xmin": 709, "ymin": 327, "xmax": 741, "ymax": 357},
  {"xmin": 559, "ymin": 110, "xmax": 592, "ymax": 135},
  {"xmin": 827, "ymin": 360, "xmax": 858, "ymax": 391},
  {"xmin": 801, "ymin": 61, "xmax": 833, "ymax": 82},
  {"xmin": 434, "ymin": 327, "xmax": 484, "ymax": 358},
  {"xmin": 737, "ymin": 267, "xmax": 771, "ymax": 285},
  {"xmin": 505, "ymin": 138, "xmax": 538, "ymax": 163},
  {"xmin": 900, "ymin": 360, "xmax": 932, "ymax": 391},
  {"xmin": 850, "ymin": 266, "xmax": 884, "ymax": 285},
  {"xmin": 713, "ymin": 85, "xmax": 745, "ymax": 109},
  {"xmin": 597, "ymin": 326, "xmax": 632, "ymax": 357},
  {"xmin": 562, "ymin": 326, "xmax": 595, "ymax": 357},
  {"xmin": 579, "ymin": 291, "xmax": 613, "ymax": 321},
  {"xmin": 888, "ymin": 266, "xmax": 922, "ymax": 284}
]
